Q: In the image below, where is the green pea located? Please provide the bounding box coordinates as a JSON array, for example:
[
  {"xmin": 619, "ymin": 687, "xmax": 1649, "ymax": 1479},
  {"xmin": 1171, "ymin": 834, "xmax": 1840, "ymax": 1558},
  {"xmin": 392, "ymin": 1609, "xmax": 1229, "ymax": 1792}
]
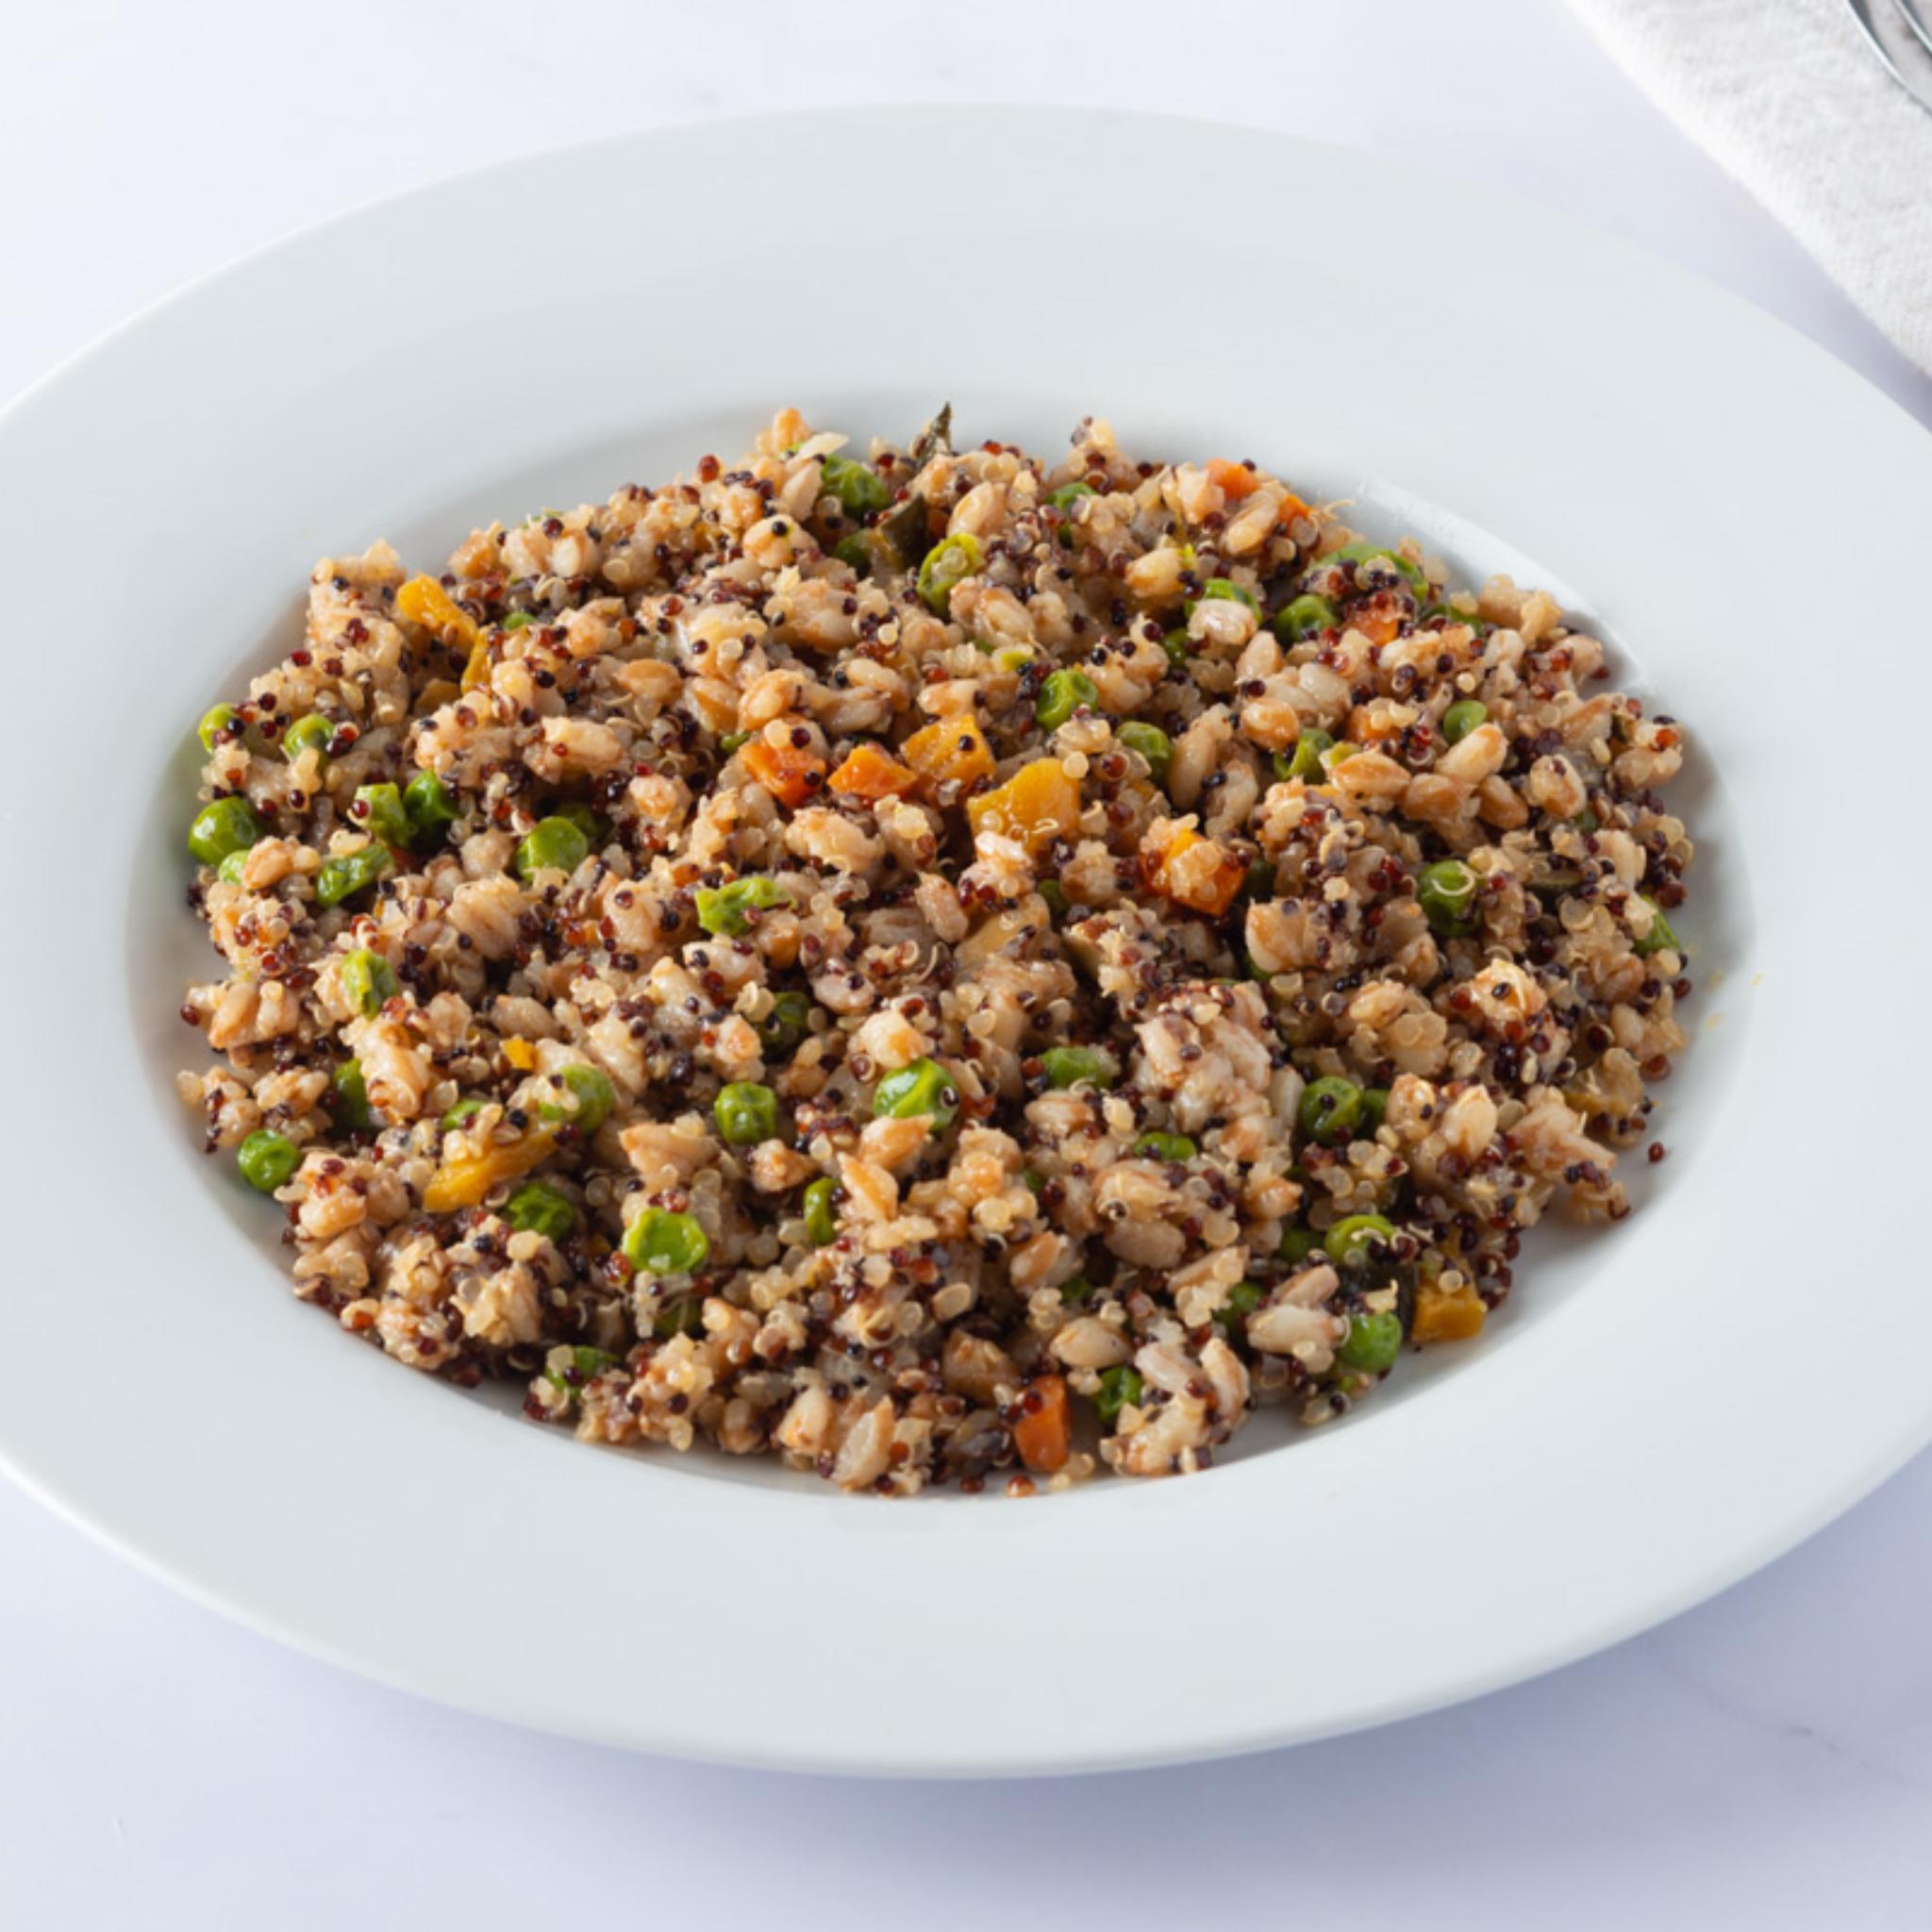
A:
[
  {"xmin": 1134, "ymin": 1131, "xmax": 1197, "ymax": 1163},
  {"xmin": 514, "ymin": 815, "xmax": 590, "ymax": 880},
  {"xmin": 1325, "ymin": 1213, "xmax": 1397, "ymax": 1266},
  {"xmin": 501, "ymin": 611, "xmax": 535, "ymax": 632},
  {"xmin": 1298, "ymin": 1075, "xmax": 1363, "ymax": 1145},
  {"xmin": 282, "ymin": 714, "xmax": 333, "ymax": 765},
  {"xmin": 554, "ymin": 800, "xmax": 608, "ymax": 848},
  {"xmin": 1116, "ymin": 720, "xmax": 1172, "ymax": 780},
  {"xmin": 542, "ymin": 1343, "xmax": 617, "ymax": 1394},
  {"xmin": 501, "ymin": 1180, "xmax": 576, "ymax": 1241},
  {"xmin": 1160, "ymin": 629, "xmax": 1191, "ymax": 672},
  {"xmin": 1278, "ymin": 1226, "xmax": 1324, "ymax": 1266},
  {"xmin": 916, "ymin": 532, "xmax": 982, "ymax": 613},
  {"xmin": 1337, "ymin": 1309, "xmax": 1403, "ymax": 1374},
  {"xmin": 197, "ymin": 703, "xmax": 238, "ymax": 752},
  {"xmin": 758, "ymin": 991, "xmax": 814, "ymax": 1057},
  {"xmin": 653, "ymin": 1297, "xmax": 705, "ymax": 1341},
  {"xmin": 872, "ymin": 1057, "xmax": 958, "ymax": 1130},
  {"xmin": 1198, "ymin": 577, "xmax": 1261, "ymax": 617},
  {"xmin": 1360, "ymin": 1087, "xmax": 1390, "ymax": 1135},
  {"xmin": 1273, "ymin": 728, "xmax": 1335, "ymax": 785},
  {"xmin": 1023, "ymin": 1171, "xmax": 1045, "ymax": 1197},
  {"xmin": 441, "ymin": 1095, "xmax": 489, "ymax": 1134},
  {"xmin": 832, "ymin": 535, "xmax": 873, "ymax": 575},
  {"xmin": 803, "ymin": 1176, "xmax": 839, "ymax": 1245},
  {"xmin": 1323, "ymin": 540, "xmax": 1426, "ymax": 593},
  {"xmin": 1245, "ymin": 858, "xmax": 1275, "ymax": 901},
  {"xmin": 1094, "ymin": 1364, "xmax": 1144, "ymax": 1425},
  {"xmin": 1274, "ymin": 593, "xmax": 1338, "ymax": 642},
  {"xmin": 694, "ymin": 874, "xmax": 788, "ymax": 937},
  {"xmin": 623, "ymin": 1208, "xmax": 709, "ymax": 1275},
  {"xmin": 339, "ymin": 947, "xmax": 397, "ymax": 1017},
  {"xmin": 1441, "ymin": 700, "xmax": 1488, "ymax": 744},
  {"xmin": 237, "ymin": 1129, "xmax": 300, "ymax": 1193},
  {"xmin": 188, "ymin": 796, "xmax": 262, "ymax": 866},
  {"xmin": 216, "ymin": 850, "xmax": 251, "ymax": 885},
  {"xmin": 819, "ymin": 454, "xmax": 891, "ymax": 517},
  {"xmin": 314, "ymin": 844, "xmax": 393, "ymax": 908},
  {"xmin": 1417, "ymin": 858, "xmax": 1480, "ymax": 936},
  {"xmin": 1035, "ymin": 668, "xmax": 1099, "ymax": 731},
  {"xmin": 536, "ymin": 1062, "xmax": 615, "ymax": 1136},
  {"xmin": 330, "ymin": 1058, "xmax": 373, "ymax": 1133},
  {"xmin": 1572, "ymin": 808, "xmax": 1601, "ymax": 836},
  {"xmin": 715, "ymin": 1081, "xmax": 780, "ymax": 1146},
  {"xmin": 1037, "ymin": 878, "xmax": 1069, "ymax": 919},
  {"xmin": 1633, "ymin": 896, "xmax": 1682, "ymax": 958},
  {"xmin": 402, "ymin": 770, "xmax": 460, "ymax": 839},
  {"xmin": 1045, "ymin": 480, "xmax": 1096, "ymax": 512},
  {"xmin": 1041, "ymin": 1046, "xmax": 1114, "ymax": 1091},
  {"xmin": 1219, "ymin": 1280, "xmax": 1263, "ymax": 1328},
  {"xmin": 354, "ymin": 782, "xmax": 409, "ymax": 846},
  {"xmin": 1059, "ymin": 1274, "xmax": 1092, "ymax": 1305}
]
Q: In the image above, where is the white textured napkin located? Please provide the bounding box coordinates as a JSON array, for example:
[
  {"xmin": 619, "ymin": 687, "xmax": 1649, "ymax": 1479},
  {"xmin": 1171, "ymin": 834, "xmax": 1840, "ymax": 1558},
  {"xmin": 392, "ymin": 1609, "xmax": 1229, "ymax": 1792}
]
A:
[{"xmin": 1569, "ymin": 0, "xmax": 1932, "ymax": 373}]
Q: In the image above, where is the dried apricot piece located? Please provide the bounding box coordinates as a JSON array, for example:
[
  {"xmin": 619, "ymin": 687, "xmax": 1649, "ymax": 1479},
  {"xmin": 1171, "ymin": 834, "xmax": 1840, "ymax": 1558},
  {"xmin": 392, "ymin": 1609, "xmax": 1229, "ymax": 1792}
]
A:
[
  {"xmin": 1412, "ymin": 1279, "xmax": 1486, "ymax": 1343},
  {"xmin": 828, "ymin": 742, "xmax": 919, "ymax": 802},
  {"xmin": 901, "ymin": 715, "xmax": 995, "ymax": 794},
  {"xmin": 965, "ymin": 758, "xmax": 1080, "ymax": 856},
  {"xmin": 741, "ymin": 739, "xmax": 826, "ymax": 809},
  {"xmin": 422, "ymin": 1128, "xmax": 557, "ymax": 1213}
]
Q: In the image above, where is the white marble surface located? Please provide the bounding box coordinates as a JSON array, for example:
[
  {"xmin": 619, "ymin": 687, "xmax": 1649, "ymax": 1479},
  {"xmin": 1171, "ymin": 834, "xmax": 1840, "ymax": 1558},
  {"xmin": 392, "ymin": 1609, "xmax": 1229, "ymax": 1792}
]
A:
[{"xmin": 7, "ymin": 3, "xmax": 1930, "ymax": 1924}]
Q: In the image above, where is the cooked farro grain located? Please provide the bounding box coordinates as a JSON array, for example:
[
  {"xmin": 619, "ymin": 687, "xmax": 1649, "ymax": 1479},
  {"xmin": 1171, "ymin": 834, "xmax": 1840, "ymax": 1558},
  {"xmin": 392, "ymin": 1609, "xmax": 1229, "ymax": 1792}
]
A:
[{"xmin": 177, "ymin": 408, "xmax": 1692, "ymax": 1493}]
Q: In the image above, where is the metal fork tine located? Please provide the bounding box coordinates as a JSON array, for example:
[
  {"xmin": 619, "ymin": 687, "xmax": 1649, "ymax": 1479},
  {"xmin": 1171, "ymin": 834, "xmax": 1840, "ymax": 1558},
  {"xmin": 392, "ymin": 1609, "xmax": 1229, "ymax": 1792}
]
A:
[
  {"xmin": 1846, "ymin": 0, "xmax": 1932, "ymax": 112},
  {"xmin": 1888, "ymin": 0, "xmax": 1932, "ymax": 61}
]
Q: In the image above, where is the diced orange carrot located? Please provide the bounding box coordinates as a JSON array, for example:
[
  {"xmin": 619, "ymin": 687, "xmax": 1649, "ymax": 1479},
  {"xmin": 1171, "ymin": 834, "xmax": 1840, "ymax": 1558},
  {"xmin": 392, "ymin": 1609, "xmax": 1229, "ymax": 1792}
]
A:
[
  {"xmin": 1141, "ymin": 824, "xmax": 1246, "ymax": 918},
  {"xmin": 1276, "ymin": 491, "xmax": 1312, "ymax": 525},
  {"xmin": 1355, "ymin": 611, "xmax": 1402, "ymax": 647},
  {"xmin": 422, "ymin": 1128, "xmax": 557, "ymax": 1213},
  {"xmin": 1412, "ymin": 1279, "xmax": 1487, "ymax": 1343},
  {"xmin": 741, "ymin": 739, "xmax": 826, "ymax": 809},
  {"xmin": 900, "ymin": 714, "xmax": 996, "ymax": 794},
  {"xmin": 964, "ymin": 757, "xmax": 1081, "ymax": 856},
  {"xmin": 828, "ymin": 742, "xmax": 919, "ymax": 802},
  {"xmin": 1205, "ymin": 458, "xmax": 1262, "ymax": 503},
  {"xmin": 1012, "ymin": 1374, "xmax": 1071, "ymax": 1474}
]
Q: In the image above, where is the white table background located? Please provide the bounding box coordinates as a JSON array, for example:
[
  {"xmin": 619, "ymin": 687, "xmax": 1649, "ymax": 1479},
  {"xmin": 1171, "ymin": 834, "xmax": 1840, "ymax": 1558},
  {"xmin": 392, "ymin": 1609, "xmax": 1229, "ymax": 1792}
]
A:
[{"xmin": 8, "ymin": 4, "xmax": 1931, "ymax": 1924}]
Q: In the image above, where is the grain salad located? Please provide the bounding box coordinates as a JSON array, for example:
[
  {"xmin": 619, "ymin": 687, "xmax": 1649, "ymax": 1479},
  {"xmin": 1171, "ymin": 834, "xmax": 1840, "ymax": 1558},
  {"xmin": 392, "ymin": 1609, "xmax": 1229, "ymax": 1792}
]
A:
[{"xmin": 177, "ymin": 408, "xmax": 1693, "ymax": 1494}]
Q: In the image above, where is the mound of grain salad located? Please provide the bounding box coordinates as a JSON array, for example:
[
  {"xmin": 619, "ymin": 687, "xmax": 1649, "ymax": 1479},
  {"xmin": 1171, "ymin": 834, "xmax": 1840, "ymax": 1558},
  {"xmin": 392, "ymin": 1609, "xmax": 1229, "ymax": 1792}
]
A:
[{"xmin": 177, "ymin": 407, "xmax": 1692, "ymax": 1494}]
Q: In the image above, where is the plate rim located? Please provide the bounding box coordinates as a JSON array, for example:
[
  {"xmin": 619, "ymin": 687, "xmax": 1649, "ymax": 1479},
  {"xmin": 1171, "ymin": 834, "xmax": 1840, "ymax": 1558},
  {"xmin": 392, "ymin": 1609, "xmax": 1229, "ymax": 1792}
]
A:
[{"xmin": 4, "ymin": 103, "xmax": 1931, "ymax": 1776}]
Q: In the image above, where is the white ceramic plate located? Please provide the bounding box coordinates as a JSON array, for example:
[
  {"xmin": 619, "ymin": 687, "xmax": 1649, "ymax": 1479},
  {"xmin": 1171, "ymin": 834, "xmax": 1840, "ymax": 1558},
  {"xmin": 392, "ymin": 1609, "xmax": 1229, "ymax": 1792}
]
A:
[{"xmin": 2, "ymin": 108, "xmax": 1929, "ymax": 1776}]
